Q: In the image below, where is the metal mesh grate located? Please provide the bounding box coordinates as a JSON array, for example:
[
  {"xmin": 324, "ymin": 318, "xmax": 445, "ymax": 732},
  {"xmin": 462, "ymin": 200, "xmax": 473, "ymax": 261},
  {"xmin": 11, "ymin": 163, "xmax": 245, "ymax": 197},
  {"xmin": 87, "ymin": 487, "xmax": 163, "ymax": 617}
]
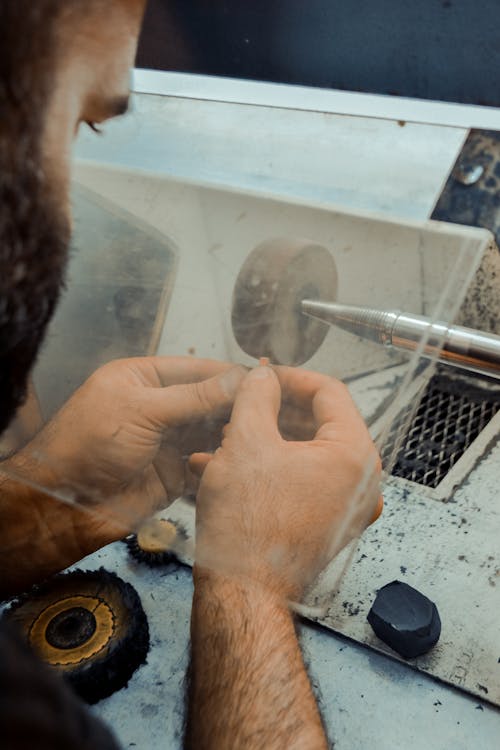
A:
[{"xmin": 382, "ymin": 373, "xmax": 500, "ymax": 488}]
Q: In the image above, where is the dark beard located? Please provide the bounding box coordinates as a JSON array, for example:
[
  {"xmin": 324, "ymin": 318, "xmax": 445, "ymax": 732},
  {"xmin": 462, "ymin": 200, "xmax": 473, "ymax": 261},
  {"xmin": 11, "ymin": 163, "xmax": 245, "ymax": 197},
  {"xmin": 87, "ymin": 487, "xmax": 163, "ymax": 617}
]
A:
[
  {"xmin": 0, "ymin": 1, "xmax": 70, "ymax": 435},
  {"xmin": 0, "ymin": 171, "xmax": 70, "ymax": 435}
]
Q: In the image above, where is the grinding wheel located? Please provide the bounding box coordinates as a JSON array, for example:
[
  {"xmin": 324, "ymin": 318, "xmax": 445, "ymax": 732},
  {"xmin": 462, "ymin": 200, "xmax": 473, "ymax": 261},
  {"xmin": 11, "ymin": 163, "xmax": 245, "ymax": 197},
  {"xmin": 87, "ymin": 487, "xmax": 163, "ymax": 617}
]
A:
[
  {"xmin": 2, "ymin": 568, "xmax": 149, "ymax": 704},
  {"xmin": 231, "ymin": 238, "xmax": 338, "ymax": 365}
]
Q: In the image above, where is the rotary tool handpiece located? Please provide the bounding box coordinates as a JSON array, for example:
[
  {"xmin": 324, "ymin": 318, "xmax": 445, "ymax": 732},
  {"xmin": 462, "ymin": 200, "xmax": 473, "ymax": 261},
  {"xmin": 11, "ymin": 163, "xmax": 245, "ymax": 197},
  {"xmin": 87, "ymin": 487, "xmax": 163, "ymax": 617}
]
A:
[{"xmin": 301, "ymin": 301, "xmax": 500, "ymax": 380}]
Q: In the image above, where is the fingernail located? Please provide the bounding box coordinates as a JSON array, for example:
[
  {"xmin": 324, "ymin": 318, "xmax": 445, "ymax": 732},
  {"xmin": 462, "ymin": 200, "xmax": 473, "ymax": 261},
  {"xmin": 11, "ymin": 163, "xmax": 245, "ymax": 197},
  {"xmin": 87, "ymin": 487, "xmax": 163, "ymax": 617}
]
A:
[
  {"xmin": 217, "ymin": 365, "xmax": 247, "ymax": 397},
  {"xmin": 251, "ymin": 364, "xmax": 272, "ymax": 379},
  {"xmin": 259, "ymin": 356, "xmax": 270, "ymax": 366}
]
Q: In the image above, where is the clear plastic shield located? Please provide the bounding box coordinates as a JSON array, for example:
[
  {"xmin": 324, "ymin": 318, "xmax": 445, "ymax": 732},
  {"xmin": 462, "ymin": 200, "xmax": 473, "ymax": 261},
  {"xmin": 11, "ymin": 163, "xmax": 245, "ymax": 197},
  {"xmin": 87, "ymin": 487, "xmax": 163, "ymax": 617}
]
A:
[{"xmin": 0, "ymin": 166, "xmax": 491, "ymax": 608}]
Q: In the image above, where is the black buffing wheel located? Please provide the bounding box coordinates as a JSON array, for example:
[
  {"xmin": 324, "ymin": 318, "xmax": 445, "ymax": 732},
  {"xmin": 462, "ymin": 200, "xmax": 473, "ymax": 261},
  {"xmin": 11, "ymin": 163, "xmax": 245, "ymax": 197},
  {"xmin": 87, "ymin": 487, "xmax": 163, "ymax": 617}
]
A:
[
  {"xmin": 367, "ymin": 580, "xmax": 441, "ymax": 659},
  {"xmin": 231, "ymin": 238, "xmax": 338, "ymax": 365},
  {"xmin": 2, "ymin": 568, "xmax": 149, "ymax": 704},
  {"xmin": 125, "ymin": 517, "xmax": 186, "ymax": 567}
]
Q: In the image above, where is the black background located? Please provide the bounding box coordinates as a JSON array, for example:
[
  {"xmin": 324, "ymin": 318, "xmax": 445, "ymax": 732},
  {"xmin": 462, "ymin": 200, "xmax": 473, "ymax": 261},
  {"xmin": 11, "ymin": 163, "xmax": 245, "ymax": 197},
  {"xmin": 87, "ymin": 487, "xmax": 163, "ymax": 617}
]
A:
[{"xmin": 137, "ymin": 1, "xmax": 500, "ymax": 106}]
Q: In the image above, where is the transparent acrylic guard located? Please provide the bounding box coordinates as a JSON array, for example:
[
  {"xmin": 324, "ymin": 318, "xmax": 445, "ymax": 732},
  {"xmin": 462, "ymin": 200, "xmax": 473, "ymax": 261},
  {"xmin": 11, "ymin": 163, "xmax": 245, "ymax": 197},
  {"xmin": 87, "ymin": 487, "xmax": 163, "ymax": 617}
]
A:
[{"xmin": 0, "ymin": 167, "xmax": 490, "ymax": 612}]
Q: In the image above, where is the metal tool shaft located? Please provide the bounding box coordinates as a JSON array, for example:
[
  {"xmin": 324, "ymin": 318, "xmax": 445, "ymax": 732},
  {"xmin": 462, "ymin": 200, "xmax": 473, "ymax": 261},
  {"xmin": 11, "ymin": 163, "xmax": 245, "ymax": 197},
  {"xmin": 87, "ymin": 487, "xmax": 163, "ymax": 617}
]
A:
[{"xmin": 301, "ymin": 300, "xmax": 500, "ymax": 379}]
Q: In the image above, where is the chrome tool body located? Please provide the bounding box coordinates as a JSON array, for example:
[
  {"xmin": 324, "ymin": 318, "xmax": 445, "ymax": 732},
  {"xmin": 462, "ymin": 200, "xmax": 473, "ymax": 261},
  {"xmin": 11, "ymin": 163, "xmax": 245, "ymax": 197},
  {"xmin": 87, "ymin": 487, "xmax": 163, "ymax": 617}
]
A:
[{"xmin": 301, "ymin": 300, "xmax": 500, "ymax": 379}]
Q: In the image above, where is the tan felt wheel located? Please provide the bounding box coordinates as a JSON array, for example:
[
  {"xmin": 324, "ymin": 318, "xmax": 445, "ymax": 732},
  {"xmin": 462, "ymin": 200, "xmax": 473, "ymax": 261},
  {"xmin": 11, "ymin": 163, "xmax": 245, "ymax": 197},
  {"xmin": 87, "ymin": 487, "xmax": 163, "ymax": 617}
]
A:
[
  {"xmin": 231, "ymin": 238, "xmax": 338, "ymax": 365},
  {"xmin": 29, "ymin": 595, "xmax": 114, "ymax": 666},
  {"xmin": 3, "ymin": 569, "xmax": 149, "ymax": 704},
  {"xmin": 126, "ymin": 518, "xmax": 187, "ymax": 567},
  {"xmin": 136, "ymin": 518, "xmax": 177, "ymax": 553}
]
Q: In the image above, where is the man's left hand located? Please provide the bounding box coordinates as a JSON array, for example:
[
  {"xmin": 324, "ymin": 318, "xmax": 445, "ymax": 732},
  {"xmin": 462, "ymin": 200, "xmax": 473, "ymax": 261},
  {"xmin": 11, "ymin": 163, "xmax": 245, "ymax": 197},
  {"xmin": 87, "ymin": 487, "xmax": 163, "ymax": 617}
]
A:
[{"xmin": 9, "ymin": 357, "xmax": 245, "ymax": 549}]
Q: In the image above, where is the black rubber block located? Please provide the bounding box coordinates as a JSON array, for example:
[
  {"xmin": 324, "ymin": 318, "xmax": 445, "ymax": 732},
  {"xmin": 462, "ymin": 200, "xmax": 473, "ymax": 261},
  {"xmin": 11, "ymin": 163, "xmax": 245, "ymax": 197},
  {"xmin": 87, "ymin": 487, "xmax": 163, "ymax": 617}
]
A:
[{"xmin": 367, "ymin": 580, "xmax": 441, "ymax": 659}]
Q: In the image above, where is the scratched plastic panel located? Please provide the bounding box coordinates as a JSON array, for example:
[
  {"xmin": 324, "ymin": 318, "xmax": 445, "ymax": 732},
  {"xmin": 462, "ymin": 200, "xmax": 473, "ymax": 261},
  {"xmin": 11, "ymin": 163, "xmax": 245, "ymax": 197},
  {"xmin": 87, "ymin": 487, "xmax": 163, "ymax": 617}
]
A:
[
  {"xmin": 0, "ymin": 166, "xmax": 488, "ymax": 553},
  {"xmin": 0, "ymin": 165, "xmax": 490, "ymax": 602}
]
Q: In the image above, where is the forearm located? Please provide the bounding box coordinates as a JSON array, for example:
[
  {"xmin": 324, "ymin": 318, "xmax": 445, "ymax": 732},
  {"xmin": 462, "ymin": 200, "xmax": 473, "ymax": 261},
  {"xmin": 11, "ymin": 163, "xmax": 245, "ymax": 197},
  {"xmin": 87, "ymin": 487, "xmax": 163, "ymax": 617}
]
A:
[
  {"xmin": 0, "ymin": 455, "xmax": 98, "ymax": 600},
  {"xmin": 185, "ymin": 572, "xmax": 328, "ymax": 750}
]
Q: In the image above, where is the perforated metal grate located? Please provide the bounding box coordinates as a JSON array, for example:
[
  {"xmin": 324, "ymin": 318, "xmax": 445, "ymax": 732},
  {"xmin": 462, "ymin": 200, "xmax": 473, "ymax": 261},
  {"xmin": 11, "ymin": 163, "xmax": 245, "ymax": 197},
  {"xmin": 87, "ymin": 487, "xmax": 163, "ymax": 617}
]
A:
[{"xmin": 382, "ymin": 373, "xmax": 500, "ymax": 488}]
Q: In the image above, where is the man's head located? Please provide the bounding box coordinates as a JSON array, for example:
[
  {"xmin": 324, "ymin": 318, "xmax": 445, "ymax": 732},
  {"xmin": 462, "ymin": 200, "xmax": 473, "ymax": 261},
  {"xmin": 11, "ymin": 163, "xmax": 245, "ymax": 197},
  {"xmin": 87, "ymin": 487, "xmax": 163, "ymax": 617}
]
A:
[{"xmin": 0, "ymin": 0, "xmax": 146, "ymax": 433}]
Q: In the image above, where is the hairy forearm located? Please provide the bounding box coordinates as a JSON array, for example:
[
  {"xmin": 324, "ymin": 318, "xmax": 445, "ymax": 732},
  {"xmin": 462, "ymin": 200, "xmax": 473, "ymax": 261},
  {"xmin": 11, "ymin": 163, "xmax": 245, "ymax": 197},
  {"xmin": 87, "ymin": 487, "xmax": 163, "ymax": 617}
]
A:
[
  {"xmin": 185, "ymin": 572, "xmax": 328, "ymax": 750},
  {"xmin": 0, "ymin": 455, "xmax": 96, "ymax": 600}
]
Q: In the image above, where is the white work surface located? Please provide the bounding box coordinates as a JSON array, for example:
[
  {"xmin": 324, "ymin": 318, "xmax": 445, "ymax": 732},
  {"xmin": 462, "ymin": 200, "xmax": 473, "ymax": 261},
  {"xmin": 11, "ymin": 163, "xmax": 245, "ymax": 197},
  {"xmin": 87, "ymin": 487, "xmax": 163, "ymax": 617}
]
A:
[{"xmin": 73, "ymin": 89, "xmax": 500, "ymax": 748}]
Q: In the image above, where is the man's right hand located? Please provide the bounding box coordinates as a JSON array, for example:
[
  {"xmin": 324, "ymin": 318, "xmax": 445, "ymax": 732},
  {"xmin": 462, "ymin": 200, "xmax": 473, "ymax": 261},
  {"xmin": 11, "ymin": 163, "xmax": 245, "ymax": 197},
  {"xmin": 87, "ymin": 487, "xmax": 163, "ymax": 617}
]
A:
[{"xmin": 190, "ymin": 363, "xmax": 382, "ymax": 601}]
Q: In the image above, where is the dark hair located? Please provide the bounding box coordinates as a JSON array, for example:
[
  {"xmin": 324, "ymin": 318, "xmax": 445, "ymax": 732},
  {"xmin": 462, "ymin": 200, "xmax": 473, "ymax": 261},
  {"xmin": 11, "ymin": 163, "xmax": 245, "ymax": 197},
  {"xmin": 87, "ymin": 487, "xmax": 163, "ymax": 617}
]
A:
[{"xmin": 0, "ymin": 1, "xmax": 71, "ymax": 433}]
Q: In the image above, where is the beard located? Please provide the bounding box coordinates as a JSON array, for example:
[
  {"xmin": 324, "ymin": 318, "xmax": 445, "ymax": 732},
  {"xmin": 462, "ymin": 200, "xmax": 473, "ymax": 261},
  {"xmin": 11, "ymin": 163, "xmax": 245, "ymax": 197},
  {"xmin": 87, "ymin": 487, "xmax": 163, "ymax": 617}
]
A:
[
  {"xmin": 0, "ymin": 1, "xmax": 71, "ymax": 436},
  {"xmin": 0, "ymin": 161, "xmax": 70, "ymax": 436}
]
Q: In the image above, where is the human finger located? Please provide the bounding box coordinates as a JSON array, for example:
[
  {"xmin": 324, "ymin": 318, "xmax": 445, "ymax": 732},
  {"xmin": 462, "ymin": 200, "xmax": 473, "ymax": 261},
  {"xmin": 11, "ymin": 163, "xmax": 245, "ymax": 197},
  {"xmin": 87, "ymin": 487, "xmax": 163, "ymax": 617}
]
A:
[
  {"xmin": 312, "ymin": 379, "xmax": 369, "ymax": 441},
  {"xmin": 141, "ymin": 365, "xmax": 247, "ymax": 427},
  {"xmin": 188, "ymin": 452, "xmax": 213, "ymax": 478},
  {"xmin": 130, "ymin": 356, "xmax": 241, "ymax": 388},
  {"xmin": 273, "ymin": 365, "xmax": 331, "ymax": 410},
  {"xmin": 229, "ymin": 364, "xmax": 282, "ymax": 442},
  {"xmin": 370, "ymin": 494, "xmax": 384, "ymax": 524},
  {"xmin": 184, "ymin": 459, "xmax": 203, "ymax": 494},
  {"xmin": 153, "ymin": 443, "xmax": 185, "ymax": 501}
]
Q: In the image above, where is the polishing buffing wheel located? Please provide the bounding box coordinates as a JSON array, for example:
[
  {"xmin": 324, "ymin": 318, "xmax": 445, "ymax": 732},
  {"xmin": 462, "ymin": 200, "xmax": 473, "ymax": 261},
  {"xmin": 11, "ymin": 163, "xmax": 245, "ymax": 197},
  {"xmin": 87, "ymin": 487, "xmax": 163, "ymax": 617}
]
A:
[
  {"xmin": 367, "ymin": 580, "xmax": 441, "ymax": 659},
  {"xmin": 125, "ymin": 518, "xmax": 186, "ymax": 567},
  {"xmin": 231, "ymin": 238, "xmax": 338, "ymax": 365},
  {"xmin": 2, "ymin": 568, "xmax": 149, "ymax": 704}
]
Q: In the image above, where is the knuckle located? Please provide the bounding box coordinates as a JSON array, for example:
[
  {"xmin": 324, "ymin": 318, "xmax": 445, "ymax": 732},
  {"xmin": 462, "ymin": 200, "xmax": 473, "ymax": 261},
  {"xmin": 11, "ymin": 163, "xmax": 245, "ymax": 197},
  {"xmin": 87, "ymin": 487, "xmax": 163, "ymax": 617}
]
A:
[
  {"xmin": 342, "ymin": 439, "xmax": 378, "ymax": 482},
  {"xmin": 89, "ymin": 358, "xmax": 126, "ymax": 384},
  {"xmin": 98, "ymin": 358, "xmax": 125, "ymax": 374},
  {"xmin": 188, "ymin": 380, "xmax": 216, "ymax": 414},
  {"xmin": 324, "ymin": 376, "xmax": 350, "ymax": 400},
  {"xmin": 332, "ymin": 378, "xmax": 350, "ymax": 396}
]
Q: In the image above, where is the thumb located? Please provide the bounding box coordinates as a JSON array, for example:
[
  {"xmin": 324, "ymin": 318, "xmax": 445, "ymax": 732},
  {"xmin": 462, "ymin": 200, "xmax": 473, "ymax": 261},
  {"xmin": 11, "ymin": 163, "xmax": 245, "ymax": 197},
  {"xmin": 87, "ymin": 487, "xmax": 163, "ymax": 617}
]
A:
[
  {"xmin": 153, "ymin": 443, "xmax": 185, "ymax": 501},
  {"xmin": 141, "ymin": 365, "xmax": 247, "ymax": 427},
  {"xmin": 229, "ymin": 364, "xmax": 281, "ymax": 442},
  {"xmin": 189, "ymin": 451, "xmax": 213, "ymax": 478}
]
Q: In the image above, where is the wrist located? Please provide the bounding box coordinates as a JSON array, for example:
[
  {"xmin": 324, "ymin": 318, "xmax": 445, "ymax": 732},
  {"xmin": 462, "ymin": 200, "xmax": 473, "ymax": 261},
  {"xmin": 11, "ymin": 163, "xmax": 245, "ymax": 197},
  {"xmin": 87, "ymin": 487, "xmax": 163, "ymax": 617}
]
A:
[
  {"xmin": 192, "ymin": 566, "xmax": 295, "ymax": 612},
  {"xmin": 0, "ymin": 453, "xmax": 104, "ymax": 586},
  {"xmin": 188, "ymin": 565, "xmax": 328, "ymax": 750},
  {"xmin": 191, "ymin": 567, "xmax": 296, "ymax": 662}
]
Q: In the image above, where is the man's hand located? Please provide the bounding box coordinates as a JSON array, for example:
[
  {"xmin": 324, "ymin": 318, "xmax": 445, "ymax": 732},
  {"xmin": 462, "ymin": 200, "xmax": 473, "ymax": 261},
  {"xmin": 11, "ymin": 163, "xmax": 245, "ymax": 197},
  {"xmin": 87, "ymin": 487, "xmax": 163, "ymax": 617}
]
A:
[
  {"xmin": 187, "ymin": 363, "xmax": 381, "ymax": 750},
  {"xmin": 27, "ymin": 357, "xmax": 245, "ymax": 531},
  {"xmin": 191, "ymin": 363, "xmax": 382, "ymax": 600},
  {"xmin": 0, "ymin": 357, "xmax": 245, "ymax": 597}
]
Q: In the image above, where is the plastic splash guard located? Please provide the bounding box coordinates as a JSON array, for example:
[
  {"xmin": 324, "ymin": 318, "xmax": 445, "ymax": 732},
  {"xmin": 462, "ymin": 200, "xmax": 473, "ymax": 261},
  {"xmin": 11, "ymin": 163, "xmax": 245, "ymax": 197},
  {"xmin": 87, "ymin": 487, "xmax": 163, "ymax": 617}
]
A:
[{"xmin": 1, "ymin": 165, "xmax": 496, "ymax": 703}]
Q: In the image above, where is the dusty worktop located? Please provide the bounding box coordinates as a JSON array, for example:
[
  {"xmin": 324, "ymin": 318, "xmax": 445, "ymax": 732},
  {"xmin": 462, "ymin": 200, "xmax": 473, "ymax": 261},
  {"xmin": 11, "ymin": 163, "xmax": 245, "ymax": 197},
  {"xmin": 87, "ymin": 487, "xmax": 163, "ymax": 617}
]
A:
[{"xmin": 81, "ymin": 541, "xmax": 498, "ymax": 750}]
